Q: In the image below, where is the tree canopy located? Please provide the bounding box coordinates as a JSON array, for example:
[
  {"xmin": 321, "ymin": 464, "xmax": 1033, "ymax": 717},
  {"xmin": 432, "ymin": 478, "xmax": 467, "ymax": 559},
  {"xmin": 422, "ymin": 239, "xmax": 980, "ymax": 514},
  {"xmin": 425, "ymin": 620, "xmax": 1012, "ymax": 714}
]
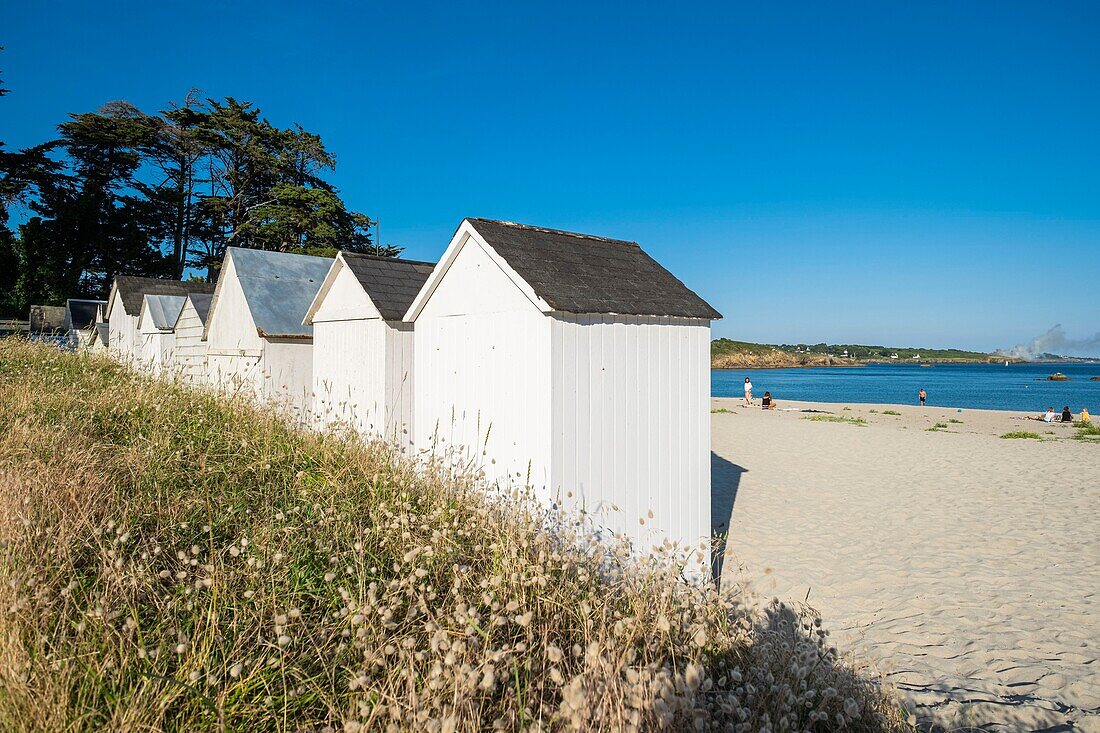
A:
[{"xmin": 0, "ymin": 68, "xmax": 397, "ymax": 316}]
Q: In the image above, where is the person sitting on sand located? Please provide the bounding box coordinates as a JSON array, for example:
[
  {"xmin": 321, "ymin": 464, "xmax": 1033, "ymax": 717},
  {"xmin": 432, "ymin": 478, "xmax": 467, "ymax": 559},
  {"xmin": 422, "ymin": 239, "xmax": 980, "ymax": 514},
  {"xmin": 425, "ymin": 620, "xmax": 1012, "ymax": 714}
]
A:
[
  {"xmin": 1081, "ymin": 408, "xmax": 1091, "ymax": 424},
  {"xmin": 1044, "ymin": 407, "xmax": 1056, "ymax": 423},
  {"xmin": 1061, "ymin": 406, "xmax": 1073, "ymax": 423},
  {"xmin": 761, "ymin": 391, "xmax": 777, "ymax": 410}
]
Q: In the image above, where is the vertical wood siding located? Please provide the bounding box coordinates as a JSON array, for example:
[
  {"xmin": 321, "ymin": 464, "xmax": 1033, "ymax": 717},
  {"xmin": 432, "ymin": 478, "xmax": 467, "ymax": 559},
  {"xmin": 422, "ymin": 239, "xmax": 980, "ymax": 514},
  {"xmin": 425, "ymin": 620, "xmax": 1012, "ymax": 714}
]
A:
[
  {"xmin": 313, "ymin": 319, "xmax": 416, "ymax": 448},
  {"xmin": 550, "ymin": 314, "xmax": 712, "ymax": 556},
  {"xmin": 313, "ymin": 319, "xmax": 387, "ymax": 434},
  {"xmin": 139, "ymin": 332, "xmax": 176, "ymax": 375},
  {"xmin": 413, "ymin": 238, "xmax": 552, "ymax": 495},
  {"xmin": 108, "ymin": 311, "xmax": 139, "ymax": 363}
]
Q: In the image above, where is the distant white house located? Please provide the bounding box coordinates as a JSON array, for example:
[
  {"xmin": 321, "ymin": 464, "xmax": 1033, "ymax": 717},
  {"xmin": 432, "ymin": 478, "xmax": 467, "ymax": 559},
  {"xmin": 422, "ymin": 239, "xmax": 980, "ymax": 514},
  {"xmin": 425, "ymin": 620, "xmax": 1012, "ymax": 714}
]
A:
[
  {"xmin": 105, "ymin": 277, "xmax": 214, "ymax": 364},
  {"xmin": 137, "ymin": 294, "xmax": 186, "ymax": 375},
  {"xmin": 173, "ymin": 293, "xmax": 213, "ymax": 385},
  {"xmin": 405, "ymin": 219, "xmax": 721, "ymax": 558},
  {"xmin": 304, "ymin": 251, "xmax": 435, "ymax": 445},
  {"xmin": 204, "ymin": 247, "xmax": 332, "ymax": 417}
]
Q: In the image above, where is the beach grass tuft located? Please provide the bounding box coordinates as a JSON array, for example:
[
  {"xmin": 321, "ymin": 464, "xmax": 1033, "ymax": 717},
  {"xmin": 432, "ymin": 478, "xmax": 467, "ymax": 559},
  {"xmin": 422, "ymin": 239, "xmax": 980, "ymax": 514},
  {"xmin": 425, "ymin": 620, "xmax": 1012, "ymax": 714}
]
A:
[
  {"xmin": 0, "ymin": 340, "xmax": 909, "ymax": 732},
  {"xmin": 947, "ymin": 419, "xmax": 963, "ymax": 424},
  {"xmin": 881, "ymin": 410, "xmax": 901, "ymax": 416},
  {"xmin": 804, "ymin": 415, "xmax": 867, "ymax": 426},
  {"xmin": 710, "ymin": 407, "xmax": 736, "ymax": 414},
  {"xmin": 1000, "ymin": 431, "xmax": 1043, "ymax": 440},
  {"xmin": 1072, "ymin": 421, "xmax": 1100, "ymax": 441}
]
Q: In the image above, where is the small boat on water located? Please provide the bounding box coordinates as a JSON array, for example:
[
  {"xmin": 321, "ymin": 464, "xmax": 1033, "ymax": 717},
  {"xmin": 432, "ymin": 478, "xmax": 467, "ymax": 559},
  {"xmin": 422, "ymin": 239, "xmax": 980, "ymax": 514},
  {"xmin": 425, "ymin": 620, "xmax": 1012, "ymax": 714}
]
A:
[{"xmin": 1048, "ymin": 372, "xmax": 1070, "ymax": 381}]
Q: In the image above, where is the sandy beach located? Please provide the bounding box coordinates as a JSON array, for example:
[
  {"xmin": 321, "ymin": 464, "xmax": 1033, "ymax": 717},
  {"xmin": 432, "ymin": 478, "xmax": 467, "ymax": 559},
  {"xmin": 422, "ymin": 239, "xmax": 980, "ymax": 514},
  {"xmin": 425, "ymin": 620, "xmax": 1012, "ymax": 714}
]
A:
[{"xmin": 713, "ymin": 398, "xmax": 1100, "ymax": 732}]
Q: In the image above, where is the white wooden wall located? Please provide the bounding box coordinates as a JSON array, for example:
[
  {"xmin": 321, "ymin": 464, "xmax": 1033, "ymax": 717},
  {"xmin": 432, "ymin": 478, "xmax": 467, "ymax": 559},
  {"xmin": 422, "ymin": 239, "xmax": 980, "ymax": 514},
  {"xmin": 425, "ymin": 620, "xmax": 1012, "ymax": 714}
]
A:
[
  {"xmin": 206, "ymin": 255, "xmax": 265, "ymax": 396},
  {"xmin": 262, "ymin": 339, "xmax": 314, "ymax": 419},
  {"xmin": 174, "ymin": 300, "xmax": 207, "ymax": 385},
  {"xmin": 413, "ymin": 239, "xmax": 552, "ymax": 492},
  {"xmin": 311, "ymin": 263, "xmax": 417, "ymax": 447},
  {"xmin": 108, "ymin": 308, "xmax": 139, "ymax": 363},
  {"xmin": 314, "ymin": 319, "xmax": 385, "ymax": 430},
  {"xmin": 550, "ymin": 314, "xmax": 712, "ymax": 554},
  {"xmin": 139, "ymin": 331, "xmax": 176, "ymax": 376},
  {"xmin": 383, "ymin": 322, "xmax": 415, "ymax": 447}
]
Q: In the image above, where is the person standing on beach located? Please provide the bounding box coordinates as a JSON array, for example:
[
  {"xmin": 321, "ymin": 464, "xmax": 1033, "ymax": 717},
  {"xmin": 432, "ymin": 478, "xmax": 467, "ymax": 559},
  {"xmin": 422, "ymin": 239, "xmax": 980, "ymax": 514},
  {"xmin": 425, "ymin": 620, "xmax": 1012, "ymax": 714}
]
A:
[
  {"xmin": 744, "ymin": 377, "xmax": 753, "ymax": 406},
  {"xmin": 918, "ymin": 388, "xmax": 927, "ymax": 406}
]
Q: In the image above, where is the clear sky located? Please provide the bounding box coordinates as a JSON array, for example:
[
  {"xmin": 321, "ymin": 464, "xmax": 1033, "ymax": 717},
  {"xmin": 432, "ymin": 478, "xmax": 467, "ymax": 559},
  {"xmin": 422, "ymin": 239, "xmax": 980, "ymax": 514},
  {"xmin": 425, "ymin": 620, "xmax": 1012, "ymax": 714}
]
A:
[{"xmin": 2, "ymin": 1, "xmax": 1098, "ymax": 354}]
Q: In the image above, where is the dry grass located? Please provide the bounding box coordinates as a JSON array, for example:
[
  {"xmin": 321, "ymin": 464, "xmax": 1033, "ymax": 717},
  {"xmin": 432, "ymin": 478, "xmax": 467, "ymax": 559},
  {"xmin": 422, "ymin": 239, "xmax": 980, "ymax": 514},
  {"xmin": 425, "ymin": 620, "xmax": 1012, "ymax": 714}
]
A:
[{"xmin": 0, "ymin": 341, "xmax": 912, "ymax": 732}]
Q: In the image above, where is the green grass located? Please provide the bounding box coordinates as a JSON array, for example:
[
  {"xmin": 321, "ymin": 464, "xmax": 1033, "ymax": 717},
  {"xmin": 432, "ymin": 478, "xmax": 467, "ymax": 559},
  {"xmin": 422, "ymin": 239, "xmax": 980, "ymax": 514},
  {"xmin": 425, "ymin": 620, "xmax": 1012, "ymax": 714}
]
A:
[
  {"xmin": 710, "ymin": 408, "xmax": 736, "ymax": 414},
  {"xmin": 926, "ymin": 422, "xmax": 950, "ymax": 432},
  {"xmin": 1001, "ymin": 431, "xmax": 1043, "ymax": 440},
  {"xmin": 804, "ymin": 415, "xmax": 867, "ymax": 426},
  {"xmin": 947, "ymin": 419, "xmax": 964, "ymax": 424},
  {"xmin": 1072, "ymin": 421, "xmax": 1100, "ymax": 441},
  {"xmin": 881, "ymin": 410, "xmax": 901, "ymax": 416},
  {"xmin": 0, "ymin": 341, "xmax": 909, "ymax": 732}
]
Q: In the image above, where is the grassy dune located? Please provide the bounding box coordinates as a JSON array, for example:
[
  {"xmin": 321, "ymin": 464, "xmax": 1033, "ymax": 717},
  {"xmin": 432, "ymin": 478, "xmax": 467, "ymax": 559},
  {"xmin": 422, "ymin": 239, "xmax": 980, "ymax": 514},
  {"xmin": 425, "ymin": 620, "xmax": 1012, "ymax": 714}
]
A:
[{"xmin": 0, "ymin": 341, "xmax": 911, "ymax": 731}]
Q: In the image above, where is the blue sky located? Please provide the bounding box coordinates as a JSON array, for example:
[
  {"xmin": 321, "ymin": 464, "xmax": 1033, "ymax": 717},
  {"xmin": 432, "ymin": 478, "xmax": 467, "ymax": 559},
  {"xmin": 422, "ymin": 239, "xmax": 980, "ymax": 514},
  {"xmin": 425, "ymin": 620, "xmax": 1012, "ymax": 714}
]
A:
[{"xmin": 2, "ymin": 1, "xmax": 1099, "ymax": 354}]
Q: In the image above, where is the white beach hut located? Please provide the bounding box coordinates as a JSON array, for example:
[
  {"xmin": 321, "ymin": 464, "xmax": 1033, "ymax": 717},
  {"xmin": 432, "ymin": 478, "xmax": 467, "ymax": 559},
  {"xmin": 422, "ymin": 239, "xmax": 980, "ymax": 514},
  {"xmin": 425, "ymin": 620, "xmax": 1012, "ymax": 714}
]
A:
[
  {"xmin": 64, "ymin": 298, "xmax": 106, "ymax": 349},
  {"xmin": 172, "ymin": 293, "xmax": 213, "ymax": 385},
  {"xmin": 405, "ymin": 219, "xmax": 722, "ymax": 556},
  {"xmin": 304, "ymin": 252, "xmax": 435, "ymax": 444},
  {"xmin": 87, "ymin": 323, "xmax": 110, "ymax": 354},
  {"xmin": 105, "ymin": 277, "xmax": 215, "ymax": 363},
  {"xmin": 204, "ymin": 247, "xmax": 332, "ymax": 416},
  {"xmin": 137, "ymin": 294, "xmax": 186, "ymax": 375}
]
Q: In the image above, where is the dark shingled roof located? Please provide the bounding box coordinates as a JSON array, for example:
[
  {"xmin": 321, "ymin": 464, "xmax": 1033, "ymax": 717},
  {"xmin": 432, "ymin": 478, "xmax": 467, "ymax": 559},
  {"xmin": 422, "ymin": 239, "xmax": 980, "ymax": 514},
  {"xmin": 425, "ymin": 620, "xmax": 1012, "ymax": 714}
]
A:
[
  {"xmin": 466, "ymin": 219, "xmax": 721, "ymax": 320},
  {"xmin": 341, "ymin": 253, "xmax": 436, "ymax": 321},
  {"xmin": 113, "ymin": 276, "xmax": 215, "ymax": 317},
  {"xmin": 187, "ymin": 293, "xmax": 213, "ymax": 326},
  {"xmin": 65, "ymin": 299, "xmax": 105, "ymax": 331}
]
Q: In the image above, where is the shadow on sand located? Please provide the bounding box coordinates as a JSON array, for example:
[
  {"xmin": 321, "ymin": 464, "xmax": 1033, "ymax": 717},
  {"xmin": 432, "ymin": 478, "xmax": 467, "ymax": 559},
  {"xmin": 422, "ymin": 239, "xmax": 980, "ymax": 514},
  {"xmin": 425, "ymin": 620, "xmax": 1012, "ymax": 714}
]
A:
[{"xmin": 710, "ymin": 452, "xmax": 747, "ymax": 586}]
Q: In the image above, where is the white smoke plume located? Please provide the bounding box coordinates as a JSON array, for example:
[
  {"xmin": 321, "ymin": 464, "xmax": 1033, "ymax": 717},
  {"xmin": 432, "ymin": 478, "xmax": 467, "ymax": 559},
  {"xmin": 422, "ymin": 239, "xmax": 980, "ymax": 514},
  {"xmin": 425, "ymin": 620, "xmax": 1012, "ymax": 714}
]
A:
[{"xmin": 1000, "ymin": 324, "xmax": 1100, "ymax": 360}]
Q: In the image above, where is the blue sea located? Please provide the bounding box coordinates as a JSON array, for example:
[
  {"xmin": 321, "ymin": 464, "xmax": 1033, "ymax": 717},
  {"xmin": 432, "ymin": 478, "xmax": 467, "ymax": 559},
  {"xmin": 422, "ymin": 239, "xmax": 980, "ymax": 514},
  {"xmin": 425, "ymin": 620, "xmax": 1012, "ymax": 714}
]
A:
[{"xmin": 712, "ymin": 362, "xmax": 1100, "ymax": 412}]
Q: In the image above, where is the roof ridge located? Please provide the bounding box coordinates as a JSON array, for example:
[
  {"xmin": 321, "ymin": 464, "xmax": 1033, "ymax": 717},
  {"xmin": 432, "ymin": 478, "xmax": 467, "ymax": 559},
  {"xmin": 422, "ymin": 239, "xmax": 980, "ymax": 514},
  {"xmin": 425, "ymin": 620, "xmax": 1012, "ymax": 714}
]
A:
[
  {"xmin": 341, "ymin": 251, "xmax": 437, "ymax": 267},
  {"xmin": 469, "ymin": 218, "xmax": 640, "ymax": 248}
]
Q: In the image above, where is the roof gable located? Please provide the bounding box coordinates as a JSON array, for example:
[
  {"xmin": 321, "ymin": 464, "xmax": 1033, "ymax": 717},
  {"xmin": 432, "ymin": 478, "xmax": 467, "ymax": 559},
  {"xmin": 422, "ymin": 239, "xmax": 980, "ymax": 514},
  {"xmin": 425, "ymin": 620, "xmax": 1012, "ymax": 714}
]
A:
[
  {"xmin": 337, "ymin": 253, "xmax": 435, "ymax": 321},
  {"xmin": 465, "ymin": 219, "xmax": 721, "ymax": 320},
  {"xmin": 184, "ymin": 293, "xmax": 213, "ymax": 327},
  {"xmin": 139, "ymin": 294, "xmax": 186, "ymax": 332},
  {"xmin": 216, "ymin": 247, "xmax": 333, "ymax": 339}
]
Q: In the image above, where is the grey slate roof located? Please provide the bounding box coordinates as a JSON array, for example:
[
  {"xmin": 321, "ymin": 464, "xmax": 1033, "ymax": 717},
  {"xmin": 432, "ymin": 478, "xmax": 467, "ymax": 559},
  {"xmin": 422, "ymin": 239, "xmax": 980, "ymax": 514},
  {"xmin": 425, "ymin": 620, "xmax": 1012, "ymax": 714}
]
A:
[
  {"xmin": 142, "ymin": 294, "xmax": 186, "ymax": 331},
  {"xmin": 113, "ymin": 276, "xmax": 215, "ymax": 317},
  {"xmin": 341, "ymin": 253, "xmax": 436, "ymax": 321},
  {"xmin": 466, "ymin": 219, "xmax": 721, "ymax": 320},
  {"xmin": 65, "ymin": 299, "xmax": 106, "ymax": 331},
  {"xmin": 226, "ymin": 247, "xmax": 333, "ymax": 338},
  {"xmin": 187, "ymin": 293, "xmax": 213, "ymax": 326}
]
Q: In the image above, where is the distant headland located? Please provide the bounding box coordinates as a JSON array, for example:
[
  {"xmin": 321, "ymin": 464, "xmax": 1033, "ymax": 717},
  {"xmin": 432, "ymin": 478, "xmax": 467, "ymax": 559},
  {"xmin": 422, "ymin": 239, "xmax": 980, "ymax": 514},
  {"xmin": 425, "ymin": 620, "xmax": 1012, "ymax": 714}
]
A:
[{"xmin": 710, "ymin": 339, "xmax": 1100, "ymax": 369}]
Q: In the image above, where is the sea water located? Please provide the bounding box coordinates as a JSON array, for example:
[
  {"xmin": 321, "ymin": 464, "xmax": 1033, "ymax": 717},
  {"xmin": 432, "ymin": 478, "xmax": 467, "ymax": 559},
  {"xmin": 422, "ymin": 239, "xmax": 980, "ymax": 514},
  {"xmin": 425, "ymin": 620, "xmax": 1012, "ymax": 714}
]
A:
[{"xmin": 712, "ymin": 362, "xmax": 1100, "ymax": 412}]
